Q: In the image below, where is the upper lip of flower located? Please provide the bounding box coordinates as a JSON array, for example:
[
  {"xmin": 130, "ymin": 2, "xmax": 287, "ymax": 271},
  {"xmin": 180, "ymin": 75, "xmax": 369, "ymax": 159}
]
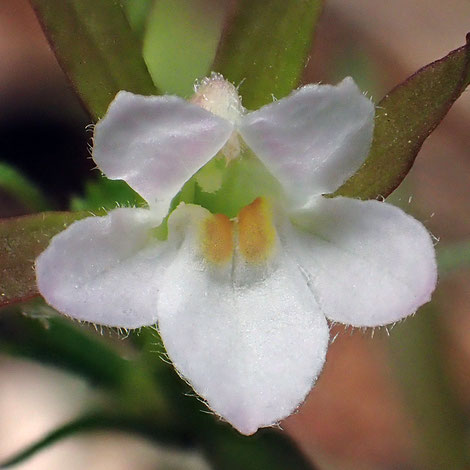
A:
[{"xmin": 35, "ymin": 75, "xmax": 438, "ymax": 435}]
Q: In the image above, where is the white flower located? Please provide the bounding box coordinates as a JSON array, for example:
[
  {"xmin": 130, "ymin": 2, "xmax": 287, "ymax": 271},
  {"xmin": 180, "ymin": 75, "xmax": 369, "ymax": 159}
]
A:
[{"xmin": 35, "ymin": 74, "xmax": 437, "ymax": 435}]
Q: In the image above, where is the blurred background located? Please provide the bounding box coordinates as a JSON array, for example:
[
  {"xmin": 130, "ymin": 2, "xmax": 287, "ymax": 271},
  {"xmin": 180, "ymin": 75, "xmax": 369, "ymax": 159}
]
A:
[{"xmin": 0, "ymin": 0, "xmax": 469, "ymax": 469}]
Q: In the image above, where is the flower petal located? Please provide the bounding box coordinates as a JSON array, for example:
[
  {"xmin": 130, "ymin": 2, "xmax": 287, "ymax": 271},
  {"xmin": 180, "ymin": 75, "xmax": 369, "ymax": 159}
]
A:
[
  {"xmin": 239, "ymin": 78, "xmax": 374, "ymax": 208},
  {"xmin": 93, "ymin": 91, "xmax": 234, "ymax": 218},
  {"xmin": 283, "ymin": 197, "xmax": 437, "ymax": 327},
  {"xmin": 157, "ymin": 204, "xmax": 329, "ymax": 435},
  {"xmin": 36, "ymin": 208, "xmax": 175, "ymax": 328}
]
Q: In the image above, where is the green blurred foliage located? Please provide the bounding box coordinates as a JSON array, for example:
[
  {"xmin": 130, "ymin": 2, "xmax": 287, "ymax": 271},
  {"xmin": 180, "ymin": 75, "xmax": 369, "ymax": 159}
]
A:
[
  {"xmin": 123, "ymin": 0, "xmax": 154, "ymax": 36},
  {"xmin": 70, "ymin": 178, "xmax": 145, "ymax": 211},
  {"xmin": 390, "ymin": 303, "xmax": 470, "ymax": 469},
  {"xmin": 0, "ymin": 211, "xmax": 93, "ymax": 308},
  {"xmin": 335, "ymin": 38, "xmax": 470, "ymax": 200},
  {"xmin": 0, "ymin": 162, "xmax": 50, "ymax": 212},
  {"xmin": 215, "ymin": 0, "xmax": 323, "ymax": 109},
  {"xmin": 30, "ymin": 0, "xmax": 157, "ymax": 120},
  {"xmin": 143, "ymin": 0, "xmax": 227, "ymax": 96},
  {"xmin": 437, "ymin": 241, "xmax": 470, "ymax": 276}
]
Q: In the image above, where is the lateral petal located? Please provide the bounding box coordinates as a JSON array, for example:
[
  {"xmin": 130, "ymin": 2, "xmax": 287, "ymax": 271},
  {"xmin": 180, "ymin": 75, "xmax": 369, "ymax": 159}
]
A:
[
  {"xmin": 283, "ymin": 196, "xmax": 437, "ymax": 327},
  {"xmin": 93, "ymin": 91, "xmax": 234, "ymax": 219},
  {"xmin": 36, "ymin": 208, "xmax": 174, "ymax": 328},
  {"xmin": 239, "ymin": 78, "xmax": 374, "ymax": 209}
]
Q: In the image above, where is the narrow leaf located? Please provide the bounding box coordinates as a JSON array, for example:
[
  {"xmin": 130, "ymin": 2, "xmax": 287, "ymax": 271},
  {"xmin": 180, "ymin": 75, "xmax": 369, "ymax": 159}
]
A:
[
  {"xmin": 123, "ymin": 0, "xmax": 154, "ymax": 37},
  {"xmin": 0, "ymin": 163, "xmax": 50, "ymax": 212},
  {"xmin": 0, "ymin": 310, "xmax": 171, "ymax": 422},
  {"xmin": 0, "ymin": 312, "xmax": 130, "ymax": 390},
  {"xmin": 70, "ymin": 178, "xmax": 144, "ymax": 211},
  {"xmin": 335, "ymin": 35, "xmax": 470, "ymax": 200},
  {"xmin": 0, "ymin": 211, "xmax": 91, "ymax": 307},
  {"xmin": 143, "ymin": 0, "xmax": 227, "ymax": 96},
  {"xmin": 30, "ymin": 0, "xmax": 158, "ymax": 120},
  {"xmin": 0, "ymin": 413, "xmax": 188, "ymax": 469},
  {"xmin": 214, "ymin": 0, "xmax": 323, "ymax": 109}
]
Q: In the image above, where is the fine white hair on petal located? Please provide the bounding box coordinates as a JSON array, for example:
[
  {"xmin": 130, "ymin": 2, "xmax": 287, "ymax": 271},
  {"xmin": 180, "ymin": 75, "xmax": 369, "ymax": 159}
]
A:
[
  {"xmin": 283, "ymin": 196, "xmax": 437, "ymax": 327},
  {"xmin": 92, "ymin": 91, "xmax": 234, "ymax": 220},
  {"xmin": 35, "ymin": 208, "xmax": 175, "ymax": 328},
  {"xmin": 156, "ymin": 205, "xmax": 329, "ymax": 435},
  {"xmin": 238, "ymin": 77, "xmax": 374, "ymax": 209}
]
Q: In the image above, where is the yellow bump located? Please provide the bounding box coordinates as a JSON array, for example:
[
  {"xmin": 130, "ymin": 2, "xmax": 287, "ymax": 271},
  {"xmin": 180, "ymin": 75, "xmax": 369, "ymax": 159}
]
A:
[
  {"xmin": 201, "ymin": 213, "xmax": 234, "ymax": 265},
  {"xmin": 238, "ymin": 197, "xmax": 276, "ymax": 263}
]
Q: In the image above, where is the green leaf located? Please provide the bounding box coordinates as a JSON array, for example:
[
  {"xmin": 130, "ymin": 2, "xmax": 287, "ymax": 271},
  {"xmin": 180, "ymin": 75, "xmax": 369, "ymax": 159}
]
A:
[
  {"xmin": 0, "ymin": 311, "xmax": 169, "ymax": 416},
  {"xmin": 214, "ymin": 0, "xmax": 323, "ymax": 109},
  {"xmin": 70, "ymin": 178, "xmax": 145, "ymax": 211},
  {"xmin": 0, "ymin": 413, "xmax": 188, "ymax": 469},
  {"xmin": 0, "ymin": 211, "xmax": 91, "ymax": 307},
  {"xmin": 0, "ymin": 163, "xmax": 50, "ymax": 212},
  {"xmin": 30, "ymin": 0, "xmax": 158, "ymax": 120},
  {"xmin": 0, "ymin": 312, "xmax": 130, "ymax": 389},
  {"xmin": 123, "ymin": 0, "xmax": 154, "ymax": 37},
  {"xmin": 143, "ymin": 0, "xmax": 227, "ymax": 96},
  {"xmin": 335, "ymin": 36, "xmax": 470, "ymax": 200},
  {"xmin": 0, "ymin": 406, "xmax": 316, "ymax": 470}
]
